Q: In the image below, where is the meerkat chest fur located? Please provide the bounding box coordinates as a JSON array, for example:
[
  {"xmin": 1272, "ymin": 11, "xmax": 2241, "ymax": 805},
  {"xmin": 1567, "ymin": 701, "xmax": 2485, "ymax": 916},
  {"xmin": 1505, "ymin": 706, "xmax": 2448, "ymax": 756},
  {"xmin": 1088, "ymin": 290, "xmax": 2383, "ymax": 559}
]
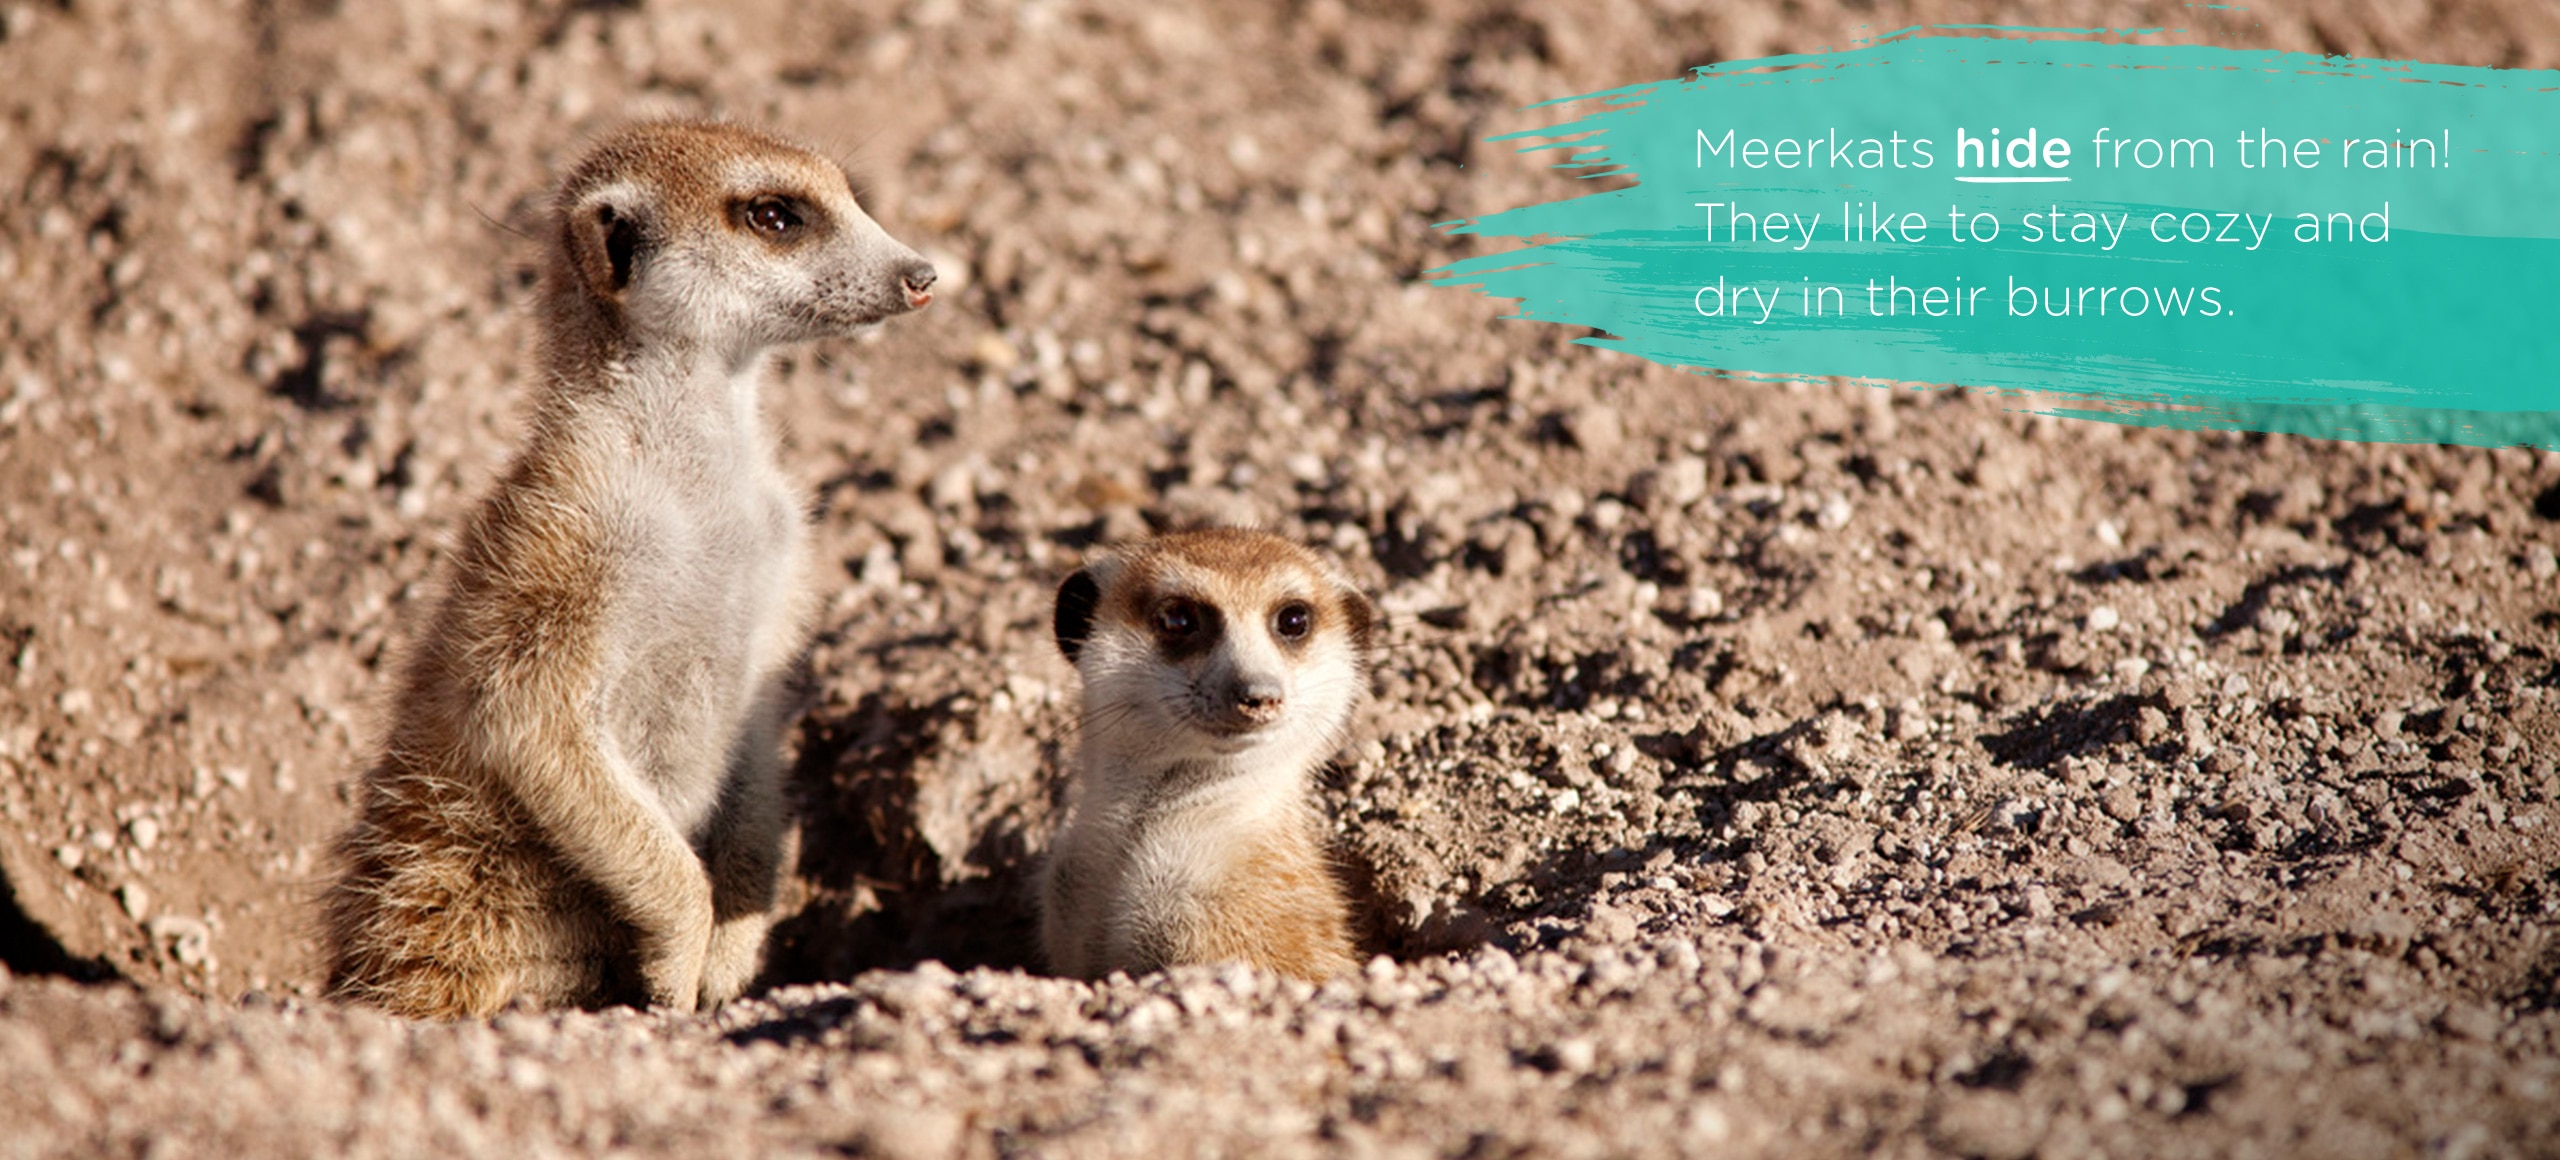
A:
[
  {"xmin": 1043, "ymin": 529, "xmax": 1376, "ymax": 981},
  {"xmin": 576, "ymin": 358, "xmax": 810, "ymax": 832}
]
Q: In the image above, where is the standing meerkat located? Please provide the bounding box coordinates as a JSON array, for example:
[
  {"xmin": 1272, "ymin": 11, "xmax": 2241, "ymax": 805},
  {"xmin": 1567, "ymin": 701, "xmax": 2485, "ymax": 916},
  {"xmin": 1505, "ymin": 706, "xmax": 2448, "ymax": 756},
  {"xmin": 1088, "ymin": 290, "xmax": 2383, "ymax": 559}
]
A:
[
  {"xmin": 321, "ymin": 121, "xmax": 937, "ymax": 1019},
  {"xmin": 1041, "ymin": 528, "xmax": 1376, "ymax": 982}
]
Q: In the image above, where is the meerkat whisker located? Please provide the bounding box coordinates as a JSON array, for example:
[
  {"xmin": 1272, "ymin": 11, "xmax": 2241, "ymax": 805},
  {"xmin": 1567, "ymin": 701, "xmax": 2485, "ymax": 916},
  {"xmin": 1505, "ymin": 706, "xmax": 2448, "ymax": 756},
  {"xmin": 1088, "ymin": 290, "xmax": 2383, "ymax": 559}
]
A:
[{"xmin": 466, "ymin": 198, "xmax": 535, "ymax": 243}]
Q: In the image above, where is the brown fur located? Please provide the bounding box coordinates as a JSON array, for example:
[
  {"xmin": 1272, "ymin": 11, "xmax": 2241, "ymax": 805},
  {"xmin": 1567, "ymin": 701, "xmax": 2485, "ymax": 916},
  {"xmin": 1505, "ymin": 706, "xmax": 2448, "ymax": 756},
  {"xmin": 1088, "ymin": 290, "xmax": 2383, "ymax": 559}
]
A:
[
  {"xmin": 1189, "ymin": 812, "xmax": 1361, "ymax": 980},
  {"xmin": 321, "ymin": 121, "xmax": 933, "ymax": 1019},
  {"xmin": 1043, "ymin": 529, "xmax": 1374, "ymax": 982}
]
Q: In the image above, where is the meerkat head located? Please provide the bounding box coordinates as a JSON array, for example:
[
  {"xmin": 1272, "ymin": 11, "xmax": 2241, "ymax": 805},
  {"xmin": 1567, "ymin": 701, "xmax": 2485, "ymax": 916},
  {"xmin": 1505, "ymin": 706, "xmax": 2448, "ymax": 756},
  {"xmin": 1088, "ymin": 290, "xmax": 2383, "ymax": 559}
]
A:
[
  {"xmin": 550, "ymin": 120, "xmax": 936, "ymax": 359},
  {"xmin": 1054, "ymin": 529, "xmax": 1376, "ymax": 775}
]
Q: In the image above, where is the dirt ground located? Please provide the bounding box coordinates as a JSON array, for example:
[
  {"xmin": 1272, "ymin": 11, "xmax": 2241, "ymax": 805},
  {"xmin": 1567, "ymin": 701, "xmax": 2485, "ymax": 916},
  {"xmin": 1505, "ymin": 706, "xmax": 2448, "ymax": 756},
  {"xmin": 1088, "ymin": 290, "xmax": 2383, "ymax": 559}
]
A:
[{"xmin": 4, "ymin": 0, "xmax": 2559, "ymax": 1155}]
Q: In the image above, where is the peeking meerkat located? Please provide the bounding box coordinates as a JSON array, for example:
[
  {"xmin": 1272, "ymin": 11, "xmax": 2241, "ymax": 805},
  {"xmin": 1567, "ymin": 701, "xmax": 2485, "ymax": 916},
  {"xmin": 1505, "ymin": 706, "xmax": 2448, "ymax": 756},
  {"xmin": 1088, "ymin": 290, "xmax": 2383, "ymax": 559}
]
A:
[
  {"xmin": 1041, "ymin": 528, "xmax": 1376, "ymax": 982},
  {"xmin": 320, "ymin": 121, "xmax": 937, "ymax": 1019}
]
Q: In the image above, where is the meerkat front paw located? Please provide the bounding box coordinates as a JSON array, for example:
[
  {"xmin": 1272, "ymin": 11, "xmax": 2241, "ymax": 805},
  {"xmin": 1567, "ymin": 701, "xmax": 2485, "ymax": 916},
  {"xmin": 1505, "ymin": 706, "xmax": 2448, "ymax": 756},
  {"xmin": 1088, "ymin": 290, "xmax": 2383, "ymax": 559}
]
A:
[
  {"xmin": 640, "ymin": 947, "xmax": 707, "ymax": 1014},
  {"xmin": 636, "ymin": 894, "xmax": 716, "ymax": 1013},
  {"xmin": 698, "ymin": 912, "xmax": 772, "ymax": 1008}
]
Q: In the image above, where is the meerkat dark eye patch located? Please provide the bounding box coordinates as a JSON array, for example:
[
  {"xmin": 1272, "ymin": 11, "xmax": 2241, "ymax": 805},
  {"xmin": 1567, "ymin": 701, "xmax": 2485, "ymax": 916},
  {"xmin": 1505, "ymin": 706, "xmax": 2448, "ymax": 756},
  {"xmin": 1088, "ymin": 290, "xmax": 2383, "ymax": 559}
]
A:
[
  {"xmin": 1271, "ymin": 600, "xmax": 1314, "ymax": 645},
  {"xmin": 1150, "ymin": 597, "xmax": 1220, "ymax": 660},
  {"xmin": 1153, "ymin": 599, "xmax": 1201, "ymax": 638},
  {"xmin": 736, "ymin": 195, "xmax": 812, "ymax": 239}
]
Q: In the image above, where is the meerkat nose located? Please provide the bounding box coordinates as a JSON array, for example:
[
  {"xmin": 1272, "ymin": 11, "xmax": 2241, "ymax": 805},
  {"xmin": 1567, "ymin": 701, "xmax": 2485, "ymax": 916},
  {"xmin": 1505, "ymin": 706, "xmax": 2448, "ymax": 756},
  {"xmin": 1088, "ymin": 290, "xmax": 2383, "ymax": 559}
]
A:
[
  {"xmin": 899, "ymin": 260, "xmax": 937, "ymax": 308},
  {"xmin": 1232, "ymin": 678, "xmax": 1286, "ymax": 724}
]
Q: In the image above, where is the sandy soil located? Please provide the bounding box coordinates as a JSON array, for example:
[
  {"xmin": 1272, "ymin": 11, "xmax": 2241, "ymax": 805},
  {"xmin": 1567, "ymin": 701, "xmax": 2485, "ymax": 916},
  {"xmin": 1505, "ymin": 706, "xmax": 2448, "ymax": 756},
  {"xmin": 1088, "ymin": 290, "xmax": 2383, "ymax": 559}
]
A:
[{"xmin": 3, "ymin": 0, "xmax": 2558, "ymax": 1155}]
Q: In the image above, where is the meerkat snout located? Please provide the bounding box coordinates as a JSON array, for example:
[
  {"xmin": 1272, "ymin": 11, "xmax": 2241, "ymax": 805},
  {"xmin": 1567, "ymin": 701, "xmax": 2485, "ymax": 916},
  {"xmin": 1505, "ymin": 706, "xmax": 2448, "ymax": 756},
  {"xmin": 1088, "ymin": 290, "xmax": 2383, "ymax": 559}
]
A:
[
  {"xmin": 1229, "ymin": 673, "xmax": 1284, "ymax": 725},
  {"xmin": 899, "ymin": 261, "xmax": 937, "ymax": 308},
  {"xmin": 1199, "ymin": 637, "xmax": 1296, "ymax": 735},
  {"xmin": 1042, "ymin": 529, "xmax": 1376, "ymax": 982}
]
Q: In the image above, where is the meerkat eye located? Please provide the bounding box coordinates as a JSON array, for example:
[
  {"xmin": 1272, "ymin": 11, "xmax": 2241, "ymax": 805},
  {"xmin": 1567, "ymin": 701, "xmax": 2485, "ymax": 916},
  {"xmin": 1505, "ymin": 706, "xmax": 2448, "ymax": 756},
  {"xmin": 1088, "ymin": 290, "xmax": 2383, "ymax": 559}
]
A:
[
  {"xmin": 1153, "ymin": 600, "xmax": 1203, "ymax": 640},
  {"xmin": 1272, "ymin": 601, "xmax": 1313, "ymax": 641},
  {"xmin": 743, "ymin": 196, "xmax": 804, "ymax": 236}
]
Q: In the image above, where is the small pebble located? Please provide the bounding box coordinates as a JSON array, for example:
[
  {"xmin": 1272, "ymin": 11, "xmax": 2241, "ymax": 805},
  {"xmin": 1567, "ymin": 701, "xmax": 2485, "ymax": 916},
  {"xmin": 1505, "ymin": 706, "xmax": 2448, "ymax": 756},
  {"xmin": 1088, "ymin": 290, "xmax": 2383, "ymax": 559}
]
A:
[{"xmin": 1542, "ymin": 1037, "xmax": 1597, "ymax": 1075}]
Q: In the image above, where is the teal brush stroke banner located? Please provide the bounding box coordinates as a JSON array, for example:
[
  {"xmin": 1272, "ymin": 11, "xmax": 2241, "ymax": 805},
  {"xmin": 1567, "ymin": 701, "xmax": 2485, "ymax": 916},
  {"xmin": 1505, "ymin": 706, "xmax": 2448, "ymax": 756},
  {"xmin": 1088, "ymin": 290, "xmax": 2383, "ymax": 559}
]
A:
[{"xmin": 1429, "ymin": 29, "xmax": 2560, "ymax": 450}]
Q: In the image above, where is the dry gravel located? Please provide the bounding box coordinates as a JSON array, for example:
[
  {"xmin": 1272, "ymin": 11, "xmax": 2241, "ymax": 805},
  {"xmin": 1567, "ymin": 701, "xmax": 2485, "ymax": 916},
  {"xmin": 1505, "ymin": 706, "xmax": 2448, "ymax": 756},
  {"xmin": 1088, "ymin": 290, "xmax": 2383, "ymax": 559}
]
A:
[{"xmin": 4, "ymin": 0, "xmax": 2559, "ymax": 1156}]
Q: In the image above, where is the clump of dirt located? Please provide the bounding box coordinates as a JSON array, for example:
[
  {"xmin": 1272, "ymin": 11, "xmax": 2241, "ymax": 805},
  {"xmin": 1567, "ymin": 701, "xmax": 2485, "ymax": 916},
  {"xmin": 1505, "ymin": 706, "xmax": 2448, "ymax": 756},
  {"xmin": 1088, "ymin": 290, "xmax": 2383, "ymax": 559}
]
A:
[{"xmin": 3, "ymin": 0, "xmax": 2557, "ymax": 1156}]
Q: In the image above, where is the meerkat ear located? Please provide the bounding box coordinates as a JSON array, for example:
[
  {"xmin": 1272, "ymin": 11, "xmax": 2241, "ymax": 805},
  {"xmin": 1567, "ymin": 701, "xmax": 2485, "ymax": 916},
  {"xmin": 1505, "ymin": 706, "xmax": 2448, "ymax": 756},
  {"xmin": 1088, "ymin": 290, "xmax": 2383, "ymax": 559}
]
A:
[
  {"xmin": 1054, "ymin": 569, "xmax": 1100, "ymax": 664},
  {"xmin": 566, "ymin": 188, "xmax": 654, "ymax": 300},
  {"xmin": 1337, "ymin": 585, "xmax": 1378, "ymax": 659}
]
